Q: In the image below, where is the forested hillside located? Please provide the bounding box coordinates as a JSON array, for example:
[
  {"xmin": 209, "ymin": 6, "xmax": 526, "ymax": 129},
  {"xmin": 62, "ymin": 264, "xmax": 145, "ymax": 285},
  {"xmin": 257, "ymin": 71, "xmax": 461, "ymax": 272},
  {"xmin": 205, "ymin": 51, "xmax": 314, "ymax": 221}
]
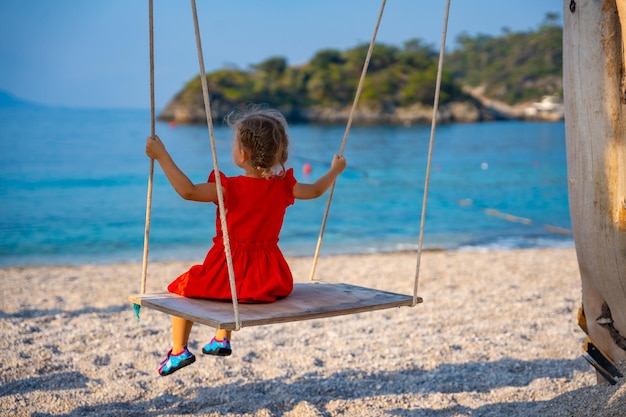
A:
[
  {"xmin": 160, "ymin": 13, "xmax": 562, "ymax": 124},
  {"xmin": 446, "ymin": 13, "xmax": 562, "ymax": 104}
]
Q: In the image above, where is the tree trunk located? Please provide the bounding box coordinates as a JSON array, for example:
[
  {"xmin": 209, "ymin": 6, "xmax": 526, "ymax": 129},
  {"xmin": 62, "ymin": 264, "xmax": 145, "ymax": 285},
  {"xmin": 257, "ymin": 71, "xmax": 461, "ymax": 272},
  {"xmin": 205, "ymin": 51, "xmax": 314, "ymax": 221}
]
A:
[{"xmin": 563, "ymin": 0, "xmax": 626, "ymax": 383}]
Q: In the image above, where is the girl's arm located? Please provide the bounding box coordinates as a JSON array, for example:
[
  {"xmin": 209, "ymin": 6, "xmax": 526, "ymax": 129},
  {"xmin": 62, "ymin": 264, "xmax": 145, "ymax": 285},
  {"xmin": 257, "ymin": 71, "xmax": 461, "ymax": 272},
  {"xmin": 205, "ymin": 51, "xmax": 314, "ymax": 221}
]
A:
[
  {"xmin": 293, "ymin": 154, "xmax": 347, "ymax": 200},
  {"xmin": 146, "ymin": 135, "xmax": 218, "ymax": 202}
]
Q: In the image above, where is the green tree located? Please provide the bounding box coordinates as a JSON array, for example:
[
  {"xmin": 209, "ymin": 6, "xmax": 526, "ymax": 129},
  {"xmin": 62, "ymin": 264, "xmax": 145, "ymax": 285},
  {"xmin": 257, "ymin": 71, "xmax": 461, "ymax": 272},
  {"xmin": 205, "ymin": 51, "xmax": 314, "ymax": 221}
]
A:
[{"xmin": 171, "ymin": 12, "xmax": 563, "ymax": 120}]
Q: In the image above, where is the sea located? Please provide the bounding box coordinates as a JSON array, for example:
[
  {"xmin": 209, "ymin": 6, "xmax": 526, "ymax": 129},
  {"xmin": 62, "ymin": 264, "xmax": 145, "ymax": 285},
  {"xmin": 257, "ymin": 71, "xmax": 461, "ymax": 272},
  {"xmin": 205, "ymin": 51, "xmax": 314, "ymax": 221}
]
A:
[{"xmin": 0, "ymin": 106, "xmax": 573, "ymax": 268}]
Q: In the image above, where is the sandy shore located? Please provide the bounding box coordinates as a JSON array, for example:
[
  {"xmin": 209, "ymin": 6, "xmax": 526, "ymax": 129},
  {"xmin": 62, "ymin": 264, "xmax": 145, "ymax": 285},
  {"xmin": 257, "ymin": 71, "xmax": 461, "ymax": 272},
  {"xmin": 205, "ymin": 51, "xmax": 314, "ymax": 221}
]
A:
[{"xmin": 1, "ymin": 247, "xmax": 625, "ymax": 416}]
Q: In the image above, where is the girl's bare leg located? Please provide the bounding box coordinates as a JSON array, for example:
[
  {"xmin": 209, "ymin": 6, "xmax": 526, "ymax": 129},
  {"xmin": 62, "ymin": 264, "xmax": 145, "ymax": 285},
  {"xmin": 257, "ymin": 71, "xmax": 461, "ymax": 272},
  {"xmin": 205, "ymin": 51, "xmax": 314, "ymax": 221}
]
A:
[
  {"xmin": 172, "ymin": 316, "xmax": 194, "ymax": 353},
  {"xmin": 215, "ymin": 329, "xmax": 232, "ymax": 341}
]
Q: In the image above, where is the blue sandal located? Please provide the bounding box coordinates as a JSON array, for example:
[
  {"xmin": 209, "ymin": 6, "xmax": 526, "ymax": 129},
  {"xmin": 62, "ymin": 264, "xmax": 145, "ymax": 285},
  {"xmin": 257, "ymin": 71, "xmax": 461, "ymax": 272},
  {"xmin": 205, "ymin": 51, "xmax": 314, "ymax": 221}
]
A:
[
  {"xmin": 158, "ymin": 345, "xmax": 196, "ymax": 376},
  {"xmin": 202, "ymin": 337, "xmax": 232, "ymax": 356}
]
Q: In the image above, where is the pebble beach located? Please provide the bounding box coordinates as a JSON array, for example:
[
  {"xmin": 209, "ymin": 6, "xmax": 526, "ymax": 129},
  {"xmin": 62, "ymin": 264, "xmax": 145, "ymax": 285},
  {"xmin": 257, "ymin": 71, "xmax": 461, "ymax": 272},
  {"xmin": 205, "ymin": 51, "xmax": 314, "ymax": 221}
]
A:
[{"xmin": 1, "ymin": 248, "xmax": 625, "ymax": 416}]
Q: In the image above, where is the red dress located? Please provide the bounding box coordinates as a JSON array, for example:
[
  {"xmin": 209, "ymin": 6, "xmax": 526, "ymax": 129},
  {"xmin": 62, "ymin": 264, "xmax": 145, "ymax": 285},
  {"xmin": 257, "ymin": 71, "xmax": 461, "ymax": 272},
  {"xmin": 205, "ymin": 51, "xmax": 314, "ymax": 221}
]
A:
[{"xmin": 167, "ymin": 169, "xmax": 297, "ymax": 303}]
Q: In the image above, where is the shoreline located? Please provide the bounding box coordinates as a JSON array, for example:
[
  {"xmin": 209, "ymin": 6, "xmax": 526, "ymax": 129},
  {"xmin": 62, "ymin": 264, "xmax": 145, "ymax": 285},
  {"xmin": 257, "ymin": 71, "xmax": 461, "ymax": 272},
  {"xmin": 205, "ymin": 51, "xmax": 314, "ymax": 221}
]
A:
[
  {"xmin": 2, "ymin": 247, "xmax": 625, "ymax": 416},
  {"xmin": 0, "ymin": 239, "xmax": 575, "ymax": 270}
]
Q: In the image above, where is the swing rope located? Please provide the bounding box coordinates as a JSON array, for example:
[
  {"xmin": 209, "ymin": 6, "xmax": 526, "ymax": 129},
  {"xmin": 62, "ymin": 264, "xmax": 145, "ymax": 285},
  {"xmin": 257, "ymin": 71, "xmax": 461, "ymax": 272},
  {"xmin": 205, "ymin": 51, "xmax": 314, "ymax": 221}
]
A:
[
  {"xmin": 189, "ymin": 0, "xmax": 242, "ymax": 330},
  {"xmin": 309, "ymin": 0, "xmax": 388, "ymax": 281},
  {"xmin": 136, "ymin": 0, "xmax": 156, "ymax": 319},
  {"xmin": 412, "ymin": 0, "xmax": 451, "ymax": 306}
]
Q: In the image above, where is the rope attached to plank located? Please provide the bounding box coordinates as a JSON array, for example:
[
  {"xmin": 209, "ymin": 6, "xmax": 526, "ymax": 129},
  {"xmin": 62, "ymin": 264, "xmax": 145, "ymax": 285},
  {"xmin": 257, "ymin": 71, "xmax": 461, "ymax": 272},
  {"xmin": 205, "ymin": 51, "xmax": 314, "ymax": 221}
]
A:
[
  {"xmin": 412, "ymin": 0, "xmax": 451, "ymax": 306},
  {"xmin": 189, "ymin": 0, "xmax": 241, "ymax": 330},
  {"xmin": 136, "ymin": 0, "xmax": 157, "ymax": 321},
  {"xmin": 309, "ymin": 0, "xmax": 388, "ymax": 281}
]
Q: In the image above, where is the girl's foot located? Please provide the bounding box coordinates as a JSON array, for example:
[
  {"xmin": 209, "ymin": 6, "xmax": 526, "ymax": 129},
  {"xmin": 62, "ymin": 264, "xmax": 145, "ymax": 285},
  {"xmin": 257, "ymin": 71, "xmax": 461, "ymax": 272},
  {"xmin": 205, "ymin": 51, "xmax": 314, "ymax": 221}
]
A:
[
  {"xmin": 158, "ymin": 345, "xmax": 196, "ymax": 376},
  {"xmin": 202, "ymin": 337, "xmax": 232, "ymax": 356}
]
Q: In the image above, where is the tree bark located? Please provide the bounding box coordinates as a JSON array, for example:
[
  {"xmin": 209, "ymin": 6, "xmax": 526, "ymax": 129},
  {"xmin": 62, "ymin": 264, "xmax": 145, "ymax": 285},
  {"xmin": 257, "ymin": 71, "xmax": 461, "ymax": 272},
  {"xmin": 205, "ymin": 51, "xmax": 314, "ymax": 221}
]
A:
[{"xmin": 563, "ymin": 0, "xmax": 626, "ymax": 382}]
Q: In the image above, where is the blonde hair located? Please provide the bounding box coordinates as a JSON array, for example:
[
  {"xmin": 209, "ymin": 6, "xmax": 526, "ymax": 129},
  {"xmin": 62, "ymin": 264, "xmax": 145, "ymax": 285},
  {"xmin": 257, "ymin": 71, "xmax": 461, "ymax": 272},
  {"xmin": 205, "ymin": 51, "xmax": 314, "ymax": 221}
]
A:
[{"xmin": 225, "ymin": 104, "xmax": 289, "ymax": 179}]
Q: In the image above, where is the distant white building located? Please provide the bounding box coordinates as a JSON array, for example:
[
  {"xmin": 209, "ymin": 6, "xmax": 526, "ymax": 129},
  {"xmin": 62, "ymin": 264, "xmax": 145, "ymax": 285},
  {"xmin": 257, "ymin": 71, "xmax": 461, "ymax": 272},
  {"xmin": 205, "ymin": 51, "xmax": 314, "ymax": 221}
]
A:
[{"xmin": 524, "ymin": 95, "xmax": 564, "ymax": 120}]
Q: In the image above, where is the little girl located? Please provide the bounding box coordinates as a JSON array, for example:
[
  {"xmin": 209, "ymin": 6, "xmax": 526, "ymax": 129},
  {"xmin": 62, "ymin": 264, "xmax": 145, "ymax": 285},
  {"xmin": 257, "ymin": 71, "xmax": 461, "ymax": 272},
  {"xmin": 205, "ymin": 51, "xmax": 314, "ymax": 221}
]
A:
[{"xmin": 145, "ymin": 106, "xmax": 346, "ymax": 376}]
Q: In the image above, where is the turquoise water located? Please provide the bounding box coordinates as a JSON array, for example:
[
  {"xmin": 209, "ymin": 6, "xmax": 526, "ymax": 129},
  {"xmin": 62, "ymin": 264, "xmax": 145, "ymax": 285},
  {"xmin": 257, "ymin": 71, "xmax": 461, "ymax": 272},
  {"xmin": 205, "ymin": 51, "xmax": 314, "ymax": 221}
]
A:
[{"xmin": 0, "ymin": 106, "xmax": 572, "ymax": 267}]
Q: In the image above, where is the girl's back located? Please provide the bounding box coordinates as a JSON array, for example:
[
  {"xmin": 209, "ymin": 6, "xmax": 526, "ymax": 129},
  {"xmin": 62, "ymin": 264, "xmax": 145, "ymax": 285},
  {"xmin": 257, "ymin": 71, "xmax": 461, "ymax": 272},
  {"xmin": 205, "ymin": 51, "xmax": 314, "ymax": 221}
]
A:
[{"xmin": 211, "ymin": 169, "xmax": 296, "ymax": 245}]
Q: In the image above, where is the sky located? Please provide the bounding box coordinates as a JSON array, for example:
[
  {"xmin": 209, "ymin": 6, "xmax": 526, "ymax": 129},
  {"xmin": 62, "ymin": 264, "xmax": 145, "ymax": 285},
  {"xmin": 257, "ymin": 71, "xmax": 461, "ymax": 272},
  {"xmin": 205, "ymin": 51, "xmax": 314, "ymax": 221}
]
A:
[{"xmin": 0, "ymin": 1, "xmax": 563, "ymax": 110}]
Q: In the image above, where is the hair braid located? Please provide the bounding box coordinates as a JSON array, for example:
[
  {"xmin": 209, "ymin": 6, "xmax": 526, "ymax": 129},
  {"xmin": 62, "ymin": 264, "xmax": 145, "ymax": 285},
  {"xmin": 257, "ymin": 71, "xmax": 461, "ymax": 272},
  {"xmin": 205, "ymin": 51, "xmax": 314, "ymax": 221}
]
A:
[{"xmin": 225, "ymin": 104, "xmax": 289, "ymax": 178}]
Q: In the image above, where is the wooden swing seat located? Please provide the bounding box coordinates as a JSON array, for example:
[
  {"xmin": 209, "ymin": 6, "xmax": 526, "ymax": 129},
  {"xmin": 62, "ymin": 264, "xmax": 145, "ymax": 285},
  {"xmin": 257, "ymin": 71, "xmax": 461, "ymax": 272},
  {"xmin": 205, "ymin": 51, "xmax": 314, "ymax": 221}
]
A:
[{"xmin": 129, "ymin": 282, "xmax": 421, "ymax": 330}]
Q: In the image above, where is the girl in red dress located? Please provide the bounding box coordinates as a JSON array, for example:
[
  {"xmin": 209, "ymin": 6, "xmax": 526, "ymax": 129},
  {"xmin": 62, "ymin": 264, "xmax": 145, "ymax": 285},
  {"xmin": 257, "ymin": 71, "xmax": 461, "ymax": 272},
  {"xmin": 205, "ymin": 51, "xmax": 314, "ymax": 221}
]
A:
[{"xmin": 145, "ymin": 106, "xmax": 346, "ymax": 376}]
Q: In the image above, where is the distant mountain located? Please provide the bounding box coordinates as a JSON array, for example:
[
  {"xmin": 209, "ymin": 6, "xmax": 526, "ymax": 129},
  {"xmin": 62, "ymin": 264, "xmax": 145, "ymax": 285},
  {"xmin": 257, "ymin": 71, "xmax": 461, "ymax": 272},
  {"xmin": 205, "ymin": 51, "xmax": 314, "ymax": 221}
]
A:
[{"xmin": 0, "ymin": 91, "xmax": 40, "ymax": 108}]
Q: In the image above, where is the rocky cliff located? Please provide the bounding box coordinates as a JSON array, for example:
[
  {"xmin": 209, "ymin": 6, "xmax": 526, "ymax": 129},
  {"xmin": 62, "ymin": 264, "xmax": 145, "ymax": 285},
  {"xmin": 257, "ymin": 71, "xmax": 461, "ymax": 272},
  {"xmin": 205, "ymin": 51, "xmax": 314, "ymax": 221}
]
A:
[{"xmin": 158, "ymin": 88, "xmax": 563, "ymax": 126}]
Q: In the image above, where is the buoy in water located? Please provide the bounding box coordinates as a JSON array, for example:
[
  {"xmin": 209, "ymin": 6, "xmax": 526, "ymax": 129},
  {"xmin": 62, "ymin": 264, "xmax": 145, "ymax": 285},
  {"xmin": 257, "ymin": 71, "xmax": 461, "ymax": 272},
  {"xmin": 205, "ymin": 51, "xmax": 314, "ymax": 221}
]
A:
[{"xmin": 303, "ymin": 163, "xmax": 312, "ymax": 175}]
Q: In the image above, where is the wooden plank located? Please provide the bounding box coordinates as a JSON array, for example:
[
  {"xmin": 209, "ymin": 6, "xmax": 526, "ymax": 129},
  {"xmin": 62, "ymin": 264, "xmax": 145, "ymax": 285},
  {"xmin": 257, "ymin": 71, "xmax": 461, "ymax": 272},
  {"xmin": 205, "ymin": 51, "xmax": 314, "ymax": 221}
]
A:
[{"xmin": 129, "ymin": 282, "xmax": 421, "ymax": 330}]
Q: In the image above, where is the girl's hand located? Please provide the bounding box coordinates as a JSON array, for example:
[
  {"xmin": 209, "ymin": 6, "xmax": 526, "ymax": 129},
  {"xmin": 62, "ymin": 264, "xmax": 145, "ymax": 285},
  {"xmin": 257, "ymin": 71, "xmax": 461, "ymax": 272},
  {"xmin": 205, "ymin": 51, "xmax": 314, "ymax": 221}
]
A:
[
  {"xmin": 331, "ymin": 154, "xmax": 347, "ymax": 174},
  {"xmin": 146, "ymin": 135, "xmax": 167, "ymax": 160},
  {"xmin": 293, "ymin": 154, "xmax": 347, "ymax": 200}
]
